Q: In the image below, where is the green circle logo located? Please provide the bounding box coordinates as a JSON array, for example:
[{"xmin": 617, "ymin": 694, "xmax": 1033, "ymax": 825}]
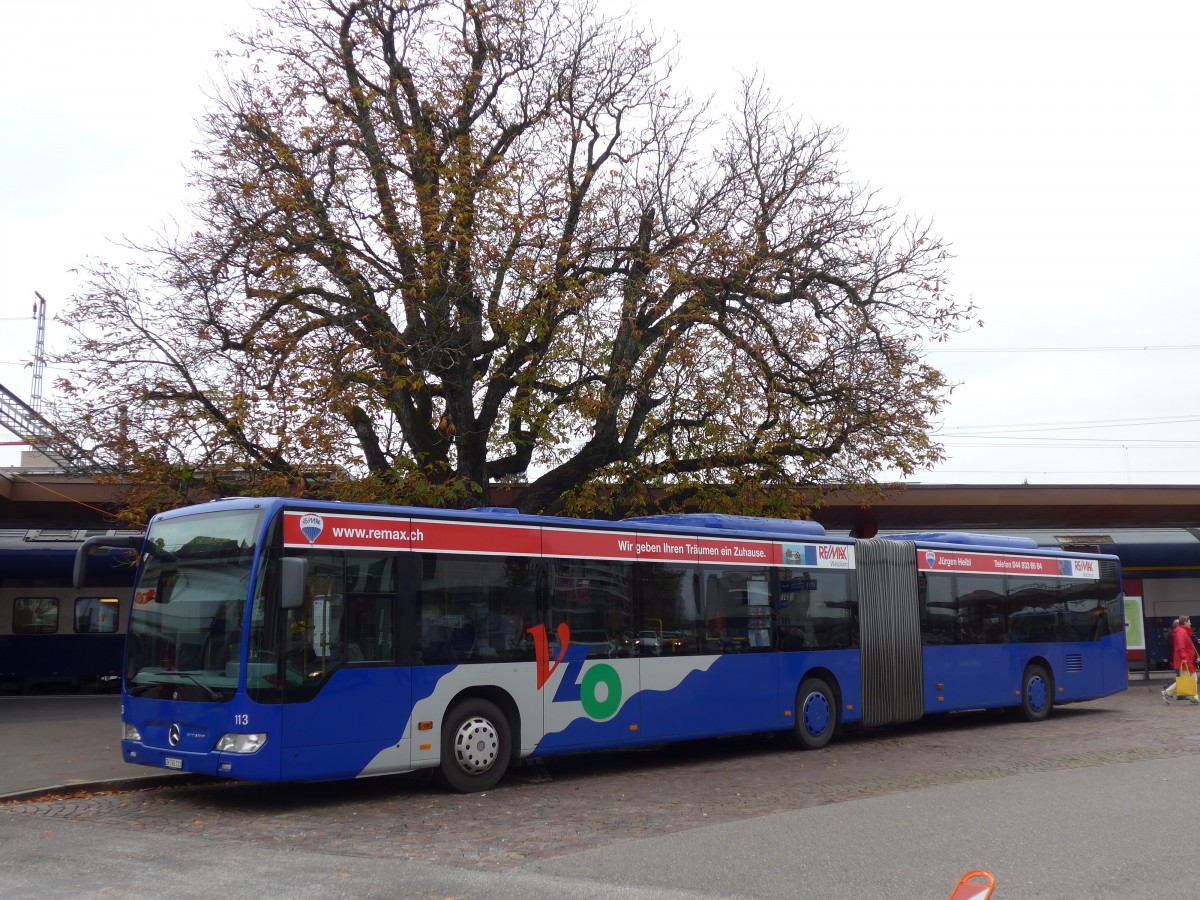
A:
[{"xmin": 580, "ymin": 664, "xmax": 622, "ymax": 720}]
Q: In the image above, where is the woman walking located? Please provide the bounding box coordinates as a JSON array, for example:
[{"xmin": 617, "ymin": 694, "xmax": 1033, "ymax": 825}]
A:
[{"xmin": 1163, "ymin": 615, "xmax": 1200, "ymax": 704}]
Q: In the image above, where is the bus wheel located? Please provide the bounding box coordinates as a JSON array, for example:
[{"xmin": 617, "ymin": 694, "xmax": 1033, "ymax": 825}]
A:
[
  {"xmin": 1020, "ymin": 663, "xmax": 1054, "ymax": 722},
  {"xmin": 792, "ymin": 677, "xmax": 837, "ymax": 750},
  {"xmin": 440, "ymin": 698, "xmax": 512, "ymax": 793}
]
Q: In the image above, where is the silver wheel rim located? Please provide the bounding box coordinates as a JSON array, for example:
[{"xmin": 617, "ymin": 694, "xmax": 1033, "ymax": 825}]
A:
[{"xmin": 452, "ymin": 715, "xmax": 500, "ymax": 775}]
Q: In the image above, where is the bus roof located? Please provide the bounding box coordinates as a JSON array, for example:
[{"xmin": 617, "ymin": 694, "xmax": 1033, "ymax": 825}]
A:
[
  {"xmin": 880, "ymin": 531, "xmax": 1121, "ymax": 561},
  {"xmin": 883, "ymin": 531, "xmax": 1038, "ymax": 550},
  {"xmin": 158, "ymin": 498, "xmax": 833, "ymax": 543},
  {"xmin": 622, "ymin": 513, "xmax": 826, "ymax": 538}
]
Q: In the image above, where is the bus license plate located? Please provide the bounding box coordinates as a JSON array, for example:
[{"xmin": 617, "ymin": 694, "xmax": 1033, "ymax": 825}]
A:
[{"xmin": 163, "ymin": 757, "xmax": 183, "ymax": 770}]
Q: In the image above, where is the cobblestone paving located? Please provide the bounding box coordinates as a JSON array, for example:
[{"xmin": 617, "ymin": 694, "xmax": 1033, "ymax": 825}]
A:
[{"xmin": 4, "ymin": 681, "xmax": 1197, "ymax": 870}]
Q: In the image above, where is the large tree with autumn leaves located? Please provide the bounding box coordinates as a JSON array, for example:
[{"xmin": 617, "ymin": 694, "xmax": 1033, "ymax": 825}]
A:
[{"xmin": 53, "ymin": 0, "xmax": 973, "ymax": 522}]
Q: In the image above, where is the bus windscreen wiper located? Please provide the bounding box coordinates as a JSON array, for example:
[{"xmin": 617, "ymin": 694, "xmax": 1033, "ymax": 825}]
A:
[{"xmin": 149, "ymin": 669, "xmax": 225, "ymax": 701}]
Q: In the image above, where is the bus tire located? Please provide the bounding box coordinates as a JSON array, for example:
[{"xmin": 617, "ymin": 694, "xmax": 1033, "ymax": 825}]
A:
[
  {"xmin": 439, "ymin": 698, "xmax": 512, "ymax": 793},
  {"xmin": 791, "ymin": 677, "xmax": 837, "ymax": 750},
  {"xmin": 1020, "ymin": 663, "xmax": 1054, "ymax": 722}
]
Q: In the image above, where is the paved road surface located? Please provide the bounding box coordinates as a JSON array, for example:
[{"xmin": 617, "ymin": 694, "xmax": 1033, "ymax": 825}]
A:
[
  {"xmin": 2, "ymin": 677, "xmax": 1197, "ymax": 898},
  {"xmin": 1, "ymin": 695, "xmax": 131, "ymax": 796}
]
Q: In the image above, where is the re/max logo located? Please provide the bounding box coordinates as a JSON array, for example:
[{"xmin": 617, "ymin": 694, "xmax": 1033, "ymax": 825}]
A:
[
  {"xmin": 526, "ymin": 624, "xmax": 622, "ymax": 721},
  {"xmin": 818, "ymin": 545, "xmax": 849, "ymax": 561}
]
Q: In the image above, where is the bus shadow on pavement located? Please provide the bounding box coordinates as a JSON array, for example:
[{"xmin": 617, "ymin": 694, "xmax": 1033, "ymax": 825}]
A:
[{"xmin": 122, "ymin": 701, "xmax": 1119, "ymax": 813}]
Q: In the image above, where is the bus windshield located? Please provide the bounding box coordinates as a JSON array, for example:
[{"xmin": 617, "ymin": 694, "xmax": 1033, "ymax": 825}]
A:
[{"xmin": 124, "ymin": 508, "xmax": 262, "ymax": 701}]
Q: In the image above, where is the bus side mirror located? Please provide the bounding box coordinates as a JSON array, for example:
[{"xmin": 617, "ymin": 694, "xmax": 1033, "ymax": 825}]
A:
[
  {"xmin": 73, "ymin": 534, "xmax": 143, "ymax": 589},
  {"xmin": 280, "ymin": 557, "xmax": 307, "ymax": 610}
]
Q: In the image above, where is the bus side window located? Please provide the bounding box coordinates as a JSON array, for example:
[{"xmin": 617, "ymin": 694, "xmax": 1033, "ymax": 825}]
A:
[
  {"xmin": 419, "ymin": 554, "xmax": 543, "ymax": 665},
  {"xmin": 343, "ymin": 593, "xmax": 394, "ymax": 663},
  {"xmin": 919, "ymin": 574, "xmax": 956, "ymax": 645}
]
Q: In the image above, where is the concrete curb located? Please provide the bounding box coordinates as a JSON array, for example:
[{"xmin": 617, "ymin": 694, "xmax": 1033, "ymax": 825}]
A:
[{"xmin": 0, "ymin": 773, "xmax": 211, "ymax": 804}]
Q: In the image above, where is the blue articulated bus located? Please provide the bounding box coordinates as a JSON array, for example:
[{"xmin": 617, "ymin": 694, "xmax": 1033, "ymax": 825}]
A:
[
  {"xmin": 76, "ymin": 498, "xmax": 1127, "ymax": 792},
  {"xmin": 1, "ymin": 531, "xmax": 139, "ymax": 693}
]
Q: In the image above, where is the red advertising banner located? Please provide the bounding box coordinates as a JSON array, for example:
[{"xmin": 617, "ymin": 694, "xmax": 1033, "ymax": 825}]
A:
[
  {"xmin": 542, "ymin": 528, "xmax": 780, "ymax": 566},
  {"xmin": 688, "ymin": 536, "xmax": 780, "ymax": 566},
  {"xmin": 541, "ymin": 527, "xmax": 639, "ymax": 561},
  {"xmin": 918, "ymin": 548, "xmax": 1099, "ymax": 580},
  {"xmin": 283, "ymin": 511, "xmax": 413, "ymax": 550},
  {"xmin": 411, "ymin": 518, "xmax": 542, "ymax": 556},
  {"xmin": 282, "ymin": 511, "xmax": 543, "ymax": 555},
  {"xmin": 284, "ymin": 511, "xmax": 800, "ymax": 568}
]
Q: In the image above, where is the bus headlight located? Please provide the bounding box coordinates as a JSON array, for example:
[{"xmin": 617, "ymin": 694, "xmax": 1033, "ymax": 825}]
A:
[
  {"xmin": 123, "ymin": 723, "xmax": 142, "ymax": 741},
  {"xmin": 216, "ymin": 733, "xmax": 268, "ymax": 754}
]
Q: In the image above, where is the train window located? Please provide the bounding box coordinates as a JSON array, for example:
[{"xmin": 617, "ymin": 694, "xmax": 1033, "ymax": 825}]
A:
[
  {"xmin": 13, "ymin": 597, "xmax": 59, "ymax": 634},
  {"xmin": 74, "ymin": 597, "xmax": 120, "ymax": 634}
]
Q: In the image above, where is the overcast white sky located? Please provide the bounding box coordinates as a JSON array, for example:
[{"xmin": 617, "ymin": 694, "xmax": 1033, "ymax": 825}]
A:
[{"xmin": 2, "ymin": 0, "xmax": 1198, "ymax": 483}]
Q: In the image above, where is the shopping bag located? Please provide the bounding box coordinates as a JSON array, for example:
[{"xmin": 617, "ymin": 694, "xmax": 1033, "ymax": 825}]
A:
[{"xmin": 1177, "ymin": 662, "xmax": 1197, "ymax": 698}]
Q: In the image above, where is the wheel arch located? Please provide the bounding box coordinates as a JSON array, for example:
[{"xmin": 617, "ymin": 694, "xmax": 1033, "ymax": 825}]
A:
[
  {"xmin": 444, "ymin": 685, "xmax": 522, "ymax": 756},
  {"xmin": 1022, "ymin": 655, "xmax": 1055, "ymax": 688},
  {"xmin": 795, "ymin": 665, "xmax": 844, "ymax": 718}
]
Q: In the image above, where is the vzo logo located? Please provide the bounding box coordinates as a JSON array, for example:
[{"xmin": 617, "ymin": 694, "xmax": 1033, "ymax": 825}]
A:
[{"xmin": 526, "ymin": 624, "xmax": 622, "ymax": 721}]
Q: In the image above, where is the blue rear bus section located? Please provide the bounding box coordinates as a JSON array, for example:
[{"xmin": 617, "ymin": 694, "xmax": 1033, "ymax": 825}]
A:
[
  {"xmin": 892, "ymin": 533, "xmax": 1128, "ymax": 710},
  {"xmin": 116, "ymin": 498, "xmax": 1126, "ymax": 788}
]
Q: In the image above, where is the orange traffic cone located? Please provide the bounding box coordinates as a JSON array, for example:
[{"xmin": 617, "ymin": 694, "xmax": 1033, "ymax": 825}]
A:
[{"xmin": 948, "ymin": 869, "xmax": 995, "ymax": 900}]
